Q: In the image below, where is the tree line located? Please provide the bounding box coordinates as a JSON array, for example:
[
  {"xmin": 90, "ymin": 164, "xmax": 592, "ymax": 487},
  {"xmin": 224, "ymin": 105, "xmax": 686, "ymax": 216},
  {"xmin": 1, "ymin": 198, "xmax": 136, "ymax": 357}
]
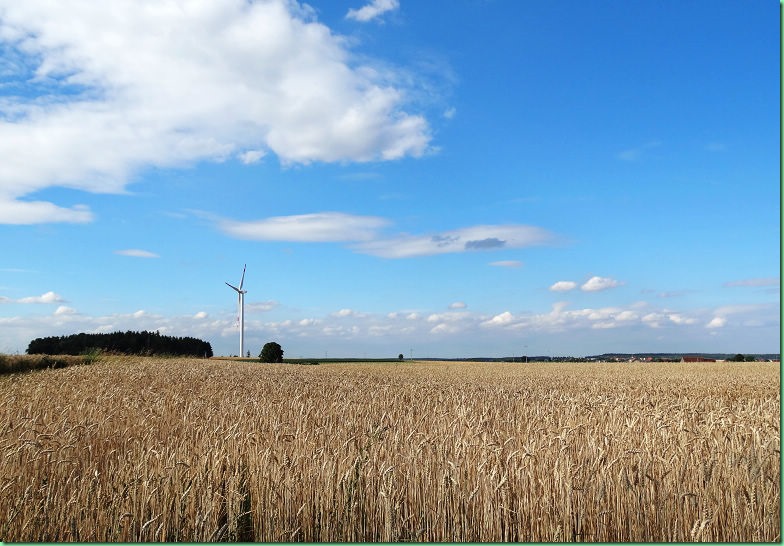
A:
[{"xmin": 27, "ymin": 330, "xmax": 213, "ymax": 357}]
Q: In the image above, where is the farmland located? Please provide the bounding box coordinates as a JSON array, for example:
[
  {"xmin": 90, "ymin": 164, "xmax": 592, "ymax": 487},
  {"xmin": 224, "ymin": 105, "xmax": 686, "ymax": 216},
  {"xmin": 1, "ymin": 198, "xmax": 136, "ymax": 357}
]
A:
[{"xmin": 0, "ymin": 357, "xmax": 779, "ymax": 542}]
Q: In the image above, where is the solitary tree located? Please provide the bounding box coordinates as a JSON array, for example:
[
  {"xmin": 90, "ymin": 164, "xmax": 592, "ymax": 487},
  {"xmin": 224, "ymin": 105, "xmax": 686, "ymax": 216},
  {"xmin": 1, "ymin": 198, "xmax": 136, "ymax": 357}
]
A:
[
  {"xmin": 398, "ymin": 353, "xmax": 404, "ymax": 360},
  {"xmin": 259, "ymin": 342, "xmax": 284, "ymax": 363}
]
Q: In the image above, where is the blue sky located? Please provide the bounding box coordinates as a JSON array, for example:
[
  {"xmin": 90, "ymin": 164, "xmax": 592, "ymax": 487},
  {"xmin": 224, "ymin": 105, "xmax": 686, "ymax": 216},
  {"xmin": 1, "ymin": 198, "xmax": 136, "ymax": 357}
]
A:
[{"xmin": 0, "ymin": 0, "xmax": 779, "ymax": 358}]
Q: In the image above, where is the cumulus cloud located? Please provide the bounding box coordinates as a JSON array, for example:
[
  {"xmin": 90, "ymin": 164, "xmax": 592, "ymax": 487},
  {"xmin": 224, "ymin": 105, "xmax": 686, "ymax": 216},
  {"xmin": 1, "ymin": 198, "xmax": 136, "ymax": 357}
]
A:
[
  {"xmin": 483, "ymin": 311, "xmax": 514, "ymax": 326},
  {"xmin": 238, "ymin": 150, "xmax": 266, "ymax": 165},
  {"xmin": 668, "ymin": 313, "xmax": 696, "ymax": 325},
  {"xmin": 550, "ymin": 281, "xmax": 577, "ymax": 292},
  {"xmin": 0, "ymin": 0, "xmax": 432, "ymax": 224},
  {"xmin": 346, "ymin": 0, "xmax": 399, "ymax": 22},
  {"xmin": 479, "ymin": 302, "xmax": 703, "ymax": 333},
  {"xmin": 615, "ymin": 310, "xmax": 639, "ymax": 322},
  {"xmin": 0, "ymin": 298, "xmax": 775, "ymax": 356},
  {"xmin": 18, "ymin": 291, "xmax": 64, "ymax": 304},
  {"xmin": 706, "ymin": 316, "xmax": 727, "ymax": 329},
  {"xmin": 581, "ymin": 276, "xmax": 621, "ymax": 292},
  {"xmin": 430, "ymin": 322, "xmax": 461, "ymax": 334},
  {"xmin": 219, "ymin": 212, "xmax": 389, "ymax": 242},
  {"xmin": 114, "ymin": 249, "xmax": 159, "ymax": 258},
  {"xmin": 333, "ymin": 308, "xmax": 362, "ymax": 318}
]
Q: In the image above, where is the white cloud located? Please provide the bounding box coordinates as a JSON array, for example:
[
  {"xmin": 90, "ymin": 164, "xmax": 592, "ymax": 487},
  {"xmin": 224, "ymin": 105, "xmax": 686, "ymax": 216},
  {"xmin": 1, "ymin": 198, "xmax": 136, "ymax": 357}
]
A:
[
  {"xmin": 219, "ymin": 212, "xmax": 388, "ymax": 242},
  {"xmin": 218, "ymin": 213, "xmax": 555, "ymax": 258},
  {"xmin": 550, "ymin": 280, "xmax": 577, "ymax": 292},
  {"xmin": 0, "ymin": 201, "xmax": 93, "ymax": 225},
  {"xmin": 483, "ymin": 311, "xmax": 514, "ymax": 326},
  {"xmin": 668, "ymin": 313, "xmax": 696, "ymax": 325},
  {"xmin": 430, "ymin": 322, "xmax": 461, "ymax": 334},
  {"xmin": 426, "ymin": 311, "xmax": 469, "ymax": 324},
  {"xmin": 581, "ymin": 276, "xmax": 621, "ymax": 292},
  {"xmin": 490, "ymin": 260, "xmax": 522, "ymax": 268},
  {"xmin": 238, "ymin": 150, "xmax": 266, "ymax": 164},
  {"xmin": 615, "ymin": 310, "xmax": 639, "ymax": 322},
  {"xmin": 355, "ymin": 224, "xmax": 553, "ymax": 258},
  {"xmin": 478, "ymin": 302, "xmax": 703, "ymax": 334},
  {"xmin": 54, "ymin": 305, "xmax": 76, "ymax": 316},
  {"xmin": 333, "ymin": 308, "xmax": 359, "ymax": 317},
  {"xmin": 114, "ymin": 249, "xmax": 159, "ymax": 258},
  {"xmin": 706, "ymin": 316, "xmax": 727, "ymax": 329},
  {"xmin": 18, "ymin": 291, "xmax": 64, "ymax": 304},
  {"xmin": 641, "ymin": 312, "xmax": 664, "ymax": 328},
  {"xmin": 346, "ymin": 0, "xmax": 399, "ymax": 22},
  {"xmin": 449, "ymin": 301, "xmax": 467, "ymax": 309},
  {"xmin": 0, "ymin": 0, "xmax": 431, "ymax": 224},
  {"xmin": 0, "ymin": 298, "xmax": 776, "ymax": 357}
]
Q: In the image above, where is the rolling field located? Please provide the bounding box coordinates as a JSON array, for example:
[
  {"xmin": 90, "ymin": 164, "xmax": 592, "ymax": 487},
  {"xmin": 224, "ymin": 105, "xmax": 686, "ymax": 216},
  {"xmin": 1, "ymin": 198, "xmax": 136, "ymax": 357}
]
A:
[{"xmin": 0, "ymin": 357, "xmax": 779, "ymax": 541}]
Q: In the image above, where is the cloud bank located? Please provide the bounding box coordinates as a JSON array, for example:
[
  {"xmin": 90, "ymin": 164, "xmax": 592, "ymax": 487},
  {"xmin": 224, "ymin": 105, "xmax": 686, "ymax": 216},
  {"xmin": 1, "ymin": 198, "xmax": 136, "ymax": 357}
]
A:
[
  {"xmin": 0, "ymin": 0, "xmax": 432, "ymax": 224},
  {"xmin": 0, "ymin": 298, "xmax": 778, "ymax": 356}
]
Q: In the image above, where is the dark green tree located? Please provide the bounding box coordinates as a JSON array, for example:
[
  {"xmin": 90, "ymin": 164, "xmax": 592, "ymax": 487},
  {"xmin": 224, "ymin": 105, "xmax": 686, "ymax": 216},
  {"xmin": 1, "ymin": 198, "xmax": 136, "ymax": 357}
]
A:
[
  {"xmin": 259, "ymin": 342, "xmax": 284, "ymax": 363},
  {"xmin": 398, "ymin": 353, "xmax": 404, "ymax": 360},
  {"xmin": 26, "ymin": 330, "xmax": 212, "ymax": 357},
  {"xmin": 732, "ymin": 353, "xmax": 745, "ymax": 362}
]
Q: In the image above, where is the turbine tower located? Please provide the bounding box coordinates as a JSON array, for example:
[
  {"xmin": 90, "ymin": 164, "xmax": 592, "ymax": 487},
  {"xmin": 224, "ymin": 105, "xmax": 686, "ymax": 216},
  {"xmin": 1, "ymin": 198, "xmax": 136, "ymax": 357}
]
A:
[{"xmin": 226, "ymin": 264, "xmax": 247, "ymax": 357}]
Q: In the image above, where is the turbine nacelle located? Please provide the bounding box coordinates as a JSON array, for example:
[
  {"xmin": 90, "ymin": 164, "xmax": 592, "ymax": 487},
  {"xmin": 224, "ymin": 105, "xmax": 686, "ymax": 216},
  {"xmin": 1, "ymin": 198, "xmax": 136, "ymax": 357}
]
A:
[
  {"xmin": 225, "ymin": 264, "xmax": 247, "ymax": 294},
  {"xmin": 225, "ymin": 282, "xmax": 247, "ymax": 294}
]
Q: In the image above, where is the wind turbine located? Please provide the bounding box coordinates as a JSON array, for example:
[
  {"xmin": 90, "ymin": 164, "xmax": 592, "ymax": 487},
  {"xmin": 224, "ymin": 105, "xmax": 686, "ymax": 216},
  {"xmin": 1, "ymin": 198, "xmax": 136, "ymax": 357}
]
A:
[{"xmin": 226, "ymin": 264, "xmax": 247, "ymax": 357}]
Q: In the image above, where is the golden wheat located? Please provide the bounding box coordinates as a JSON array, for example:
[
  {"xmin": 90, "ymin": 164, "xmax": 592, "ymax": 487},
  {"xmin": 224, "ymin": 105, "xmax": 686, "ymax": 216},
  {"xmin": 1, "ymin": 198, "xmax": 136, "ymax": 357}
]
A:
[{"xmin": 0, "ymin": 357, "xmax": 779, "ymax": 541}]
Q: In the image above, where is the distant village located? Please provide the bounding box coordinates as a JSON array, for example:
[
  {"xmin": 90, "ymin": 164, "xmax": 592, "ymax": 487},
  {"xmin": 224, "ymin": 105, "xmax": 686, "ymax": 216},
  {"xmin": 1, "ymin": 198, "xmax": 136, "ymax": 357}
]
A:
[{"xmin": 589, "ymin": 354, "xmax": 777, "ymax": 363}]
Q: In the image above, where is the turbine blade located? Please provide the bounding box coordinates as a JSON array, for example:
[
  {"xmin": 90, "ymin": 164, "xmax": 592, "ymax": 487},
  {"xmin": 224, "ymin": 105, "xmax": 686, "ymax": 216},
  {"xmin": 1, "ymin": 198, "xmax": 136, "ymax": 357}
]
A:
[
  {"xmin": 239, "ymin": 264, "xmax": 246, "ymax": 290},
  {"xmin": 226, "ymin": 282, "xmax": 240, "ymax": 292}
]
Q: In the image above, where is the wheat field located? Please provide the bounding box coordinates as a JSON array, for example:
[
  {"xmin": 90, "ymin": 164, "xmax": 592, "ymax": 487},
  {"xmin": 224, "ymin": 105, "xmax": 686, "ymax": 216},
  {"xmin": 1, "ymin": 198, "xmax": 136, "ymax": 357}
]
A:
[{"xmin": 0, "ymin": 357, "xmax": 779, "ymax": 542}]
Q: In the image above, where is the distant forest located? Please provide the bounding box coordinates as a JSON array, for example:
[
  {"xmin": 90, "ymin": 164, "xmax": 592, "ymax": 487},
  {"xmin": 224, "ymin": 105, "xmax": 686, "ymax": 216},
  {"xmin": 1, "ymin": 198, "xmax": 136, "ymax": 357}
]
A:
[{"xmin": 27, "ymin": 330, "xmax": 213, "ymax": 357}]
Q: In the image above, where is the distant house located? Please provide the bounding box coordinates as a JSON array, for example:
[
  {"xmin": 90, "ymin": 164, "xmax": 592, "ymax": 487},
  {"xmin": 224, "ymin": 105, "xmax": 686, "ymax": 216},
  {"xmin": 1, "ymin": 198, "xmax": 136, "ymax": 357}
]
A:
[{"xmin": 681, "ymin": 356, "xmax": 716, "ymax": 363}]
